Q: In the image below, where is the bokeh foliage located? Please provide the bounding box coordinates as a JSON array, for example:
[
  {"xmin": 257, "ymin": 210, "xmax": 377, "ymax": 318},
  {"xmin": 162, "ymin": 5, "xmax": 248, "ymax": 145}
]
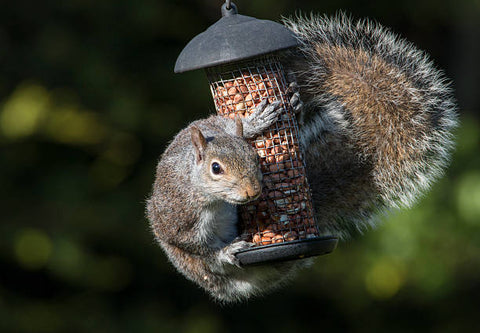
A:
[{"xmin": 0, "ymin": 0, "xmax": 479, "ymax": 332}]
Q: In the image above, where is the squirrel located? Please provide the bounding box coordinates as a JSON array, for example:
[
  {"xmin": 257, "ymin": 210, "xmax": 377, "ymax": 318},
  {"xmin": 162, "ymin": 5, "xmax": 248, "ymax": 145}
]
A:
[
  {"xmin": 146, "ymin": 13, "xmax": 458, "ymax": 303},
  {"xmin": 147, "ymin": 99, "xmax": 308, "ymax": 302}
]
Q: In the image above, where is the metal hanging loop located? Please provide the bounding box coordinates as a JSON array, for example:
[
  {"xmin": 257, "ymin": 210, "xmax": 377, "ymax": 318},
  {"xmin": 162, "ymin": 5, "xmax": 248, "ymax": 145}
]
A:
[{"xmin": 221, "ymin": 1, "xmax": 237, "ymax": 17}]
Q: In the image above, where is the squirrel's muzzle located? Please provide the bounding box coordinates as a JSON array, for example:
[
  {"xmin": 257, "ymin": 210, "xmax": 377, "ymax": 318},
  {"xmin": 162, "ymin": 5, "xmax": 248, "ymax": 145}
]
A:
[
  {"xmin": 244, "ymin": 187, "xmax": 260, "ymax": 201},
  {"xmin": 241, "ymin": 179, "xmax": 262, "ymax": 202}
]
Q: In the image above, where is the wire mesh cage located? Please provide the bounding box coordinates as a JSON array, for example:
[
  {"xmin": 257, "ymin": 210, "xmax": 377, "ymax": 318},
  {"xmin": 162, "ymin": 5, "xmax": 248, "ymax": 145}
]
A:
[{"xmin": 206, "ymin": 55, "xmax": 321, "ymax": 247}]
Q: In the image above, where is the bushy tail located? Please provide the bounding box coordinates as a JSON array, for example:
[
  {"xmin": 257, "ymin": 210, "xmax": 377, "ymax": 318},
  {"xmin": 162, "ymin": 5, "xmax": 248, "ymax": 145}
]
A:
[{"xmin": 283, "ymin": 13, "xmax": 458, "ymax": 237}]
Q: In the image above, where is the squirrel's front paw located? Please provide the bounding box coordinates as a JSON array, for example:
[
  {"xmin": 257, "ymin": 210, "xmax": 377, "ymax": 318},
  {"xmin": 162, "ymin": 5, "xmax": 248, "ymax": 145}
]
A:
[
  {"xmin": 219, "ymin": 240, "xmax": 254, "ymax": 267},
  {"xmin": 242, "ymin": 100, "xmax": 283, "ymax": 138}
]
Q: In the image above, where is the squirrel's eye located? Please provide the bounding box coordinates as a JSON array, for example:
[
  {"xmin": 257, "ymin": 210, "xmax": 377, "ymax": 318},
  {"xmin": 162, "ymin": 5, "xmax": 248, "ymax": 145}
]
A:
[{"xmin": 211, "ymin": 162, "xmax": 223, "ymax": 175}]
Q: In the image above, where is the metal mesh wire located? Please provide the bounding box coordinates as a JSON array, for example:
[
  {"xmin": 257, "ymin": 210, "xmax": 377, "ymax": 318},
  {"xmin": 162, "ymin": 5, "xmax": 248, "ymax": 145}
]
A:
[{"xmin": 206, "ymin": 55, "xmax": 319, "ymax": 246}]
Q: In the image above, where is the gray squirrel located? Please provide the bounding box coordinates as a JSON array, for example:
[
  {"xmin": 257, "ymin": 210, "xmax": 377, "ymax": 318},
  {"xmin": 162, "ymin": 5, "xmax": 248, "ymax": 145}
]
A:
[
  {"xmin": 146, "ymin": 14, "xmax": 458, "ymax": 303},
  {"xmin": 147, "ymin": 99, "xmax": 307, "ymax": 302}
]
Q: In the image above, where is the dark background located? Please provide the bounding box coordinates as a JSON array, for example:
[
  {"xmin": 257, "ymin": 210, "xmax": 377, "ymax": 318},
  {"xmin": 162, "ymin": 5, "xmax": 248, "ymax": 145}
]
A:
[{"xmin": 1, "ymin": 0, "xmax": 479, "ymax": 332}]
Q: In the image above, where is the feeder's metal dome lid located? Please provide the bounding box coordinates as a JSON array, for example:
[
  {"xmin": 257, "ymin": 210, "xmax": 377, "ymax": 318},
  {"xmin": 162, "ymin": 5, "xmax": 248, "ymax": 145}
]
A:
[{"xmin": 174, "ymin": 4, "xmax": 299, "ymax": 73}]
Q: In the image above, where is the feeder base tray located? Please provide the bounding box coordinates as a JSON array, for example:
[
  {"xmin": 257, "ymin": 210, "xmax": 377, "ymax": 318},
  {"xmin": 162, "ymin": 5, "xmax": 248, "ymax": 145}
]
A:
[{"xmin": 235, "ymin": 237, "xmax": 338, "ymax": 266}]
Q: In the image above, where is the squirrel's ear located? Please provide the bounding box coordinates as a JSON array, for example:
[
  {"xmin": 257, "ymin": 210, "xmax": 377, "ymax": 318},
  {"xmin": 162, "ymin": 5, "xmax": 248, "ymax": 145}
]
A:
[
  {"xmin": 190, "ymin": 126, "xmax": 207, "ymax": 164},
  {"xmin": 235, "ymin": 117, "xmax": 244, "ymax": 137}
]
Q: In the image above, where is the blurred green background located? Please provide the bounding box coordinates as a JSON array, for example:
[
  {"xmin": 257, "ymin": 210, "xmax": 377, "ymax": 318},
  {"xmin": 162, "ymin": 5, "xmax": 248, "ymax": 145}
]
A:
[{"xmin": 1, "ymin": 0, "xmax": 479, "ymax": 332}]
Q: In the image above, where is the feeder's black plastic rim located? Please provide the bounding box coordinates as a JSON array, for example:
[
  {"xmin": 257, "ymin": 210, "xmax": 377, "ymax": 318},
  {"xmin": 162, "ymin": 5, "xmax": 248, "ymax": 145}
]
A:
[{"xmin": 235, "ymin": 236, "xmax": 338, "ymax": 266}]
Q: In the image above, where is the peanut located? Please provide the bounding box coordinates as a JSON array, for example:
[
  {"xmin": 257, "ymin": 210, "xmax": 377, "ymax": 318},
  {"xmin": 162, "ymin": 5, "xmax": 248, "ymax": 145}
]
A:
[
  {"xmin": 239, "ymin": 84, "xmax": 248, "ymax": 93},
  {"xmin": 233, "ymin": 93, "xmax": 244, "ymax": 103},
  {"xmin": 261, "ymin": 237, "xmax": 272, "ymax": 245},
  {"xmin": 272, "ymin": 235, "xmax": 284, "ymax": 243},
  {"xmin": 235, "ymin": 102, "xmax": 245, "ymax": 111},
  {"xmin": 268, "ymin": 156, "xmax": 277, "ymax": 164},
  {"xmin": 255, "ymin": 140, "xmax": 265, "ymax": 149},
  {"xmin": 257, "ymin": 148, "xmax": 267, "ymax": 158},
  {"xmin": 228, "ymin": 87, "xmax": 237, "ymax": 96},
  {"xmin": 252, "ymin": 234, "xmax": 262, "ymax": 244},
  {"xmin": 262, "ymin": 229, "xmax": 275, "ymax": 239}
]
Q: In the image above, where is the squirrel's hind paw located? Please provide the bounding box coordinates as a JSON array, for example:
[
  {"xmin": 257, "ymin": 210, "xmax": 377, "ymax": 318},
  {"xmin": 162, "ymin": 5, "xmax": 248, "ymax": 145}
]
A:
[
  {"xmin": 286, "ymin": 82, "xmax": 304, "ymax": 124},
  {"xmin": 286, "ymin": 80, "xmax": 299, "ymax": 95},
  {"xmin": 289, "ymin": 92, "xmax": 303, "ymax": 115}
]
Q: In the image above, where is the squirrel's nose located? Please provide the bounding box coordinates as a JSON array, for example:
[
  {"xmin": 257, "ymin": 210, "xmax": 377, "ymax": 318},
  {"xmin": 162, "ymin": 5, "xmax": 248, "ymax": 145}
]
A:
[{"xmin": 244, "ymin": 183, "xmax": 261, "ymax": 200}]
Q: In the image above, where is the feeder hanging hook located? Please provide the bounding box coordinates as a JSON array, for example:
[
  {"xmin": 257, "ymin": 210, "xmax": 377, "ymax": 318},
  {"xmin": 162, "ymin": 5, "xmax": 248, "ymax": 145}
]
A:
[{"xmin": 222, "ymin": 0, "xmax": 237, "ymax": 16}]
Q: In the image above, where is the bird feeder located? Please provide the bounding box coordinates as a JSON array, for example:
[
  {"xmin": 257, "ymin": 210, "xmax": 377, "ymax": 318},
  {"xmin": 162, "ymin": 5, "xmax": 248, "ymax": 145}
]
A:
[{"xmin": 175, "ymin": 1, "xmax": 338, "ymax": 266}]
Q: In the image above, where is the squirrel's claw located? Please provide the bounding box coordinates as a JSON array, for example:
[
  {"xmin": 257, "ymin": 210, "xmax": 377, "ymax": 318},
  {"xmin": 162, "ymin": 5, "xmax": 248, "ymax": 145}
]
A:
[
  {"xmin": 286, "ymin": 81, "xmax": 304, "ymax": 116},
  {"xmin": 286, "ymin": 80, "xmax": 300, "ymax": 95},
  {"xmin": 256, "ymin": 100, "xmax": 283, "ymax": 125},
  {"xmin": 290, "ymin": 92, "xmax": 304, "ymax": 115},
  {"xmin": 220, "ymin": 240, "xmax": 254, "ymax": 268},
  {"xmin": 242, "ymin": 100, "xmax": 283, "ymax": 138},
  {"xmin": 286, "ymin": 82, "xmax": 305, "ymax": 124}
]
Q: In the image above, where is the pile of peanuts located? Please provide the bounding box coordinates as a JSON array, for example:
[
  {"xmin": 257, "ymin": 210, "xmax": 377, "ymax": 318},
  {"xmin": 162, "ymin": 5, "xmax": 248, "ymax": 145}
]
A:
[
  {"xmin": 212, "ymin": 72, "xmax": 280, "ymax": 118},
  {"xmin": 209, "ymin": 67, "xmax": 319, "ymax": 246}
]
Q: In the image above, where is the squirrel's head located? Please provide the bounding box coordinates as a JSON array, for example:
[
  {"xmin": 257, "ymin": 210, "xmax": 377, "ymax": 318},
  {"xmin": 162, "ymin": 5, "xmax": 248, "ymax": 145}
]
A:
[{"xmin": 190, "ymin": 119, "xmax": 262, "ymax": 205}]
